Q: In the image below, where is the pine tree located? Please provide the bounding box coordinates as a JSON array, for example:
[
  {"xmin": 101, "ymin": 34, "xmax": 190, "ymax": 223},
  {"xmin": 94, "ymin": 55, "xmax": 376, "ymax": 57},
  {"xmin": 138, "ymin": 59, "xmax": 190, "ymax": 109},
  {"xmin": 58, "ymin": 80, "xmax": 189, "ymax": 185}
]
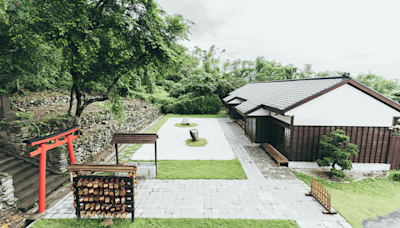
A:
[{"xmin": 316, "ymin": 130, "xmax": 359, "ymax": 178}]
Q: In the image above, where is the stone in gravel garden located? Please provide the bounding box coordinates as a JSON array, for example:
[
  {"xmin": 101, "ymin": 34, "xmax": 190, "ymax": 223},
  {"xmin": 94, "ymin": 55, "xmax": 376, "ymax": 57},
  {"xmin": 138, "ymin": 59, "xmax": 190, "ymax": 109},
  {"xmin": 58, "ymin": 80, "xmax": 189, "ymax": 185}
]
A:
[
  {"xmin": 182, "ymin": 117, "xmax": 191, "ymax": 125},
  {"xmin": 190, "ymin": 129, "xmax": 199, "ymax": 141}
]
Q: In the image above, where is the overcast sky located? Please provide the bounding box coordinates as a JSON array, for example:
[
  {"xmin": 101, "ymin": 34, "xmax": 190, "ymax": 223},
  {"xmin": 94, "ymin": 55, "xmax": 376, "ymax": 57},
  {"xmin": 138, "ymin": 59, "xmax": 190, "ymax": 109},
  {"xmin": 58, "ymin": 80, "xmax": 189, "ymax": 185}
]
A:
[{"xmin": 157, "ymin": 0, "xmax": 400, "ymax": 80}]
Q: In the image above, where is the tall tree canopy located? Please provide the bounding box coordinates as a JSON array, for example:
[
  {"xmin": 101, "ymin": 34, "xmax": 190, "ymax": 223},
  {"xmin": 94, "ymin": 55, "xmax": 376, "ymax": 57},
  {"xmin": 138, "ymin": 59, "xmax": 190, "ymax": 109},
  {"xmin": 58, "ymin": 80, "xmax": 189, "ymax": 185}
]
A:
[{"xmin": 30, "ymin": 0, "xmax": 190, "ymax": 124}]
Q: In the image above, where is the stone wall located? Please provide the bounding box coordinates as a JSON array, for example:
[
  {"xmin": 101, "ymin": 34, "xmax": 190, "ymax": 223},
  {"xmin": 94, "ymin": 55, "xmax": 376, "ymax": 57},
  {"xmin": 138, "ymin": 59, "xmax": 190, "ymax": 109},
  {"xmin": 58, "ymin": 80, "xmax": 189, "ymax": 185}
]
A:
[
  {"xmin": 0, "ymin": 173, "xmax": 16, "ymax": 213},
  {"xmin": 0, "ymin": 100, "xmax": 161, "ymax": 173},
  {"xmin": 11, "ymin": 95, "xmax": 74, "ymax": 110}
]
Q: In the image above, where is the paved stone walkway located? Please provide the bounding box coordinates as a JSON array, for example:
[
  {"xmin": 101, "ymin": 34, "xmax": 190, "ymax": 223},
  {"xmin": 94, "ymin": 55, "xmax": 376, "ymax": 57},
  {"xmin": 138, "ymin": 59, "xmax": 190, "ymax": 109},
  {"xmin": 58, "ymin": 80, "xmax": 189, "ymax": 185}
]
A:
[{"xmin": 40, "ymin": 118, "xmax": 351, "ymax": 228}]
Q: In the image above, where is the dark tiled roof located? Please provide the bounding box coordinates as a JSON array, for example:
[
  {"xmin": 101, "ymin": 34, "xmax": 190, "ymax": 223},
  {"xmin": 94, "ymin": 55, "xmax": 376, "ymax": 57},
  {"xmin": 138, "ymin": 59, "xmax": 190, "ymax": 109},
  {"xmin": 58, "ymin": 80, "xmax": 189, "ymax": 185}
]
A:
[{"xmin": 225, "ymin": 77, "xmax": 348, "ymax": 114}]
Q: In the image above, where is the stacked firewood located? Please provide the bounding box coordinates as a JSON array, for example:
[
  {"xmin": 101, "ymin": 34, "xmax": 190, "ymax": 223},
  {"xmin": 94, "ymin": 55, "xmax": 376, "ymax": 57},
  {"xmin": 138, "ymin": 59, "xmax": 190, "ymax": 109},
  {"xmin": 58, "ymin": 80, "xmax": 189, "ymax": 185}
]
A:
[{"xmin": 70, "ymin": 168, "xmax": 138, "ymax": 220}]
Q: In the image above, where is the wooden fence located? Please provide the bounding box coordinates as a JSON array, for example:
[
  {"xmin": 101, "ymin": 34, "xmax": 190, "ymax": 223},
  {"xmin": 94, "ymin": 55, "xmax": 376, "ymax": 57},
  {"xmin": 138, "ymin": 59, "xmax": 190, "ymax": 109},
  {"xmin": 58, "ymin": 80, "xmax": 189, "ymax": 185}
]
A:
[
  {"xmin": 306, "ymin": 179, "xmax": 336, "ymax": 214},
  {"xmin": 291, "ymin": 126, "xmax": 391, "ymax": 163}
]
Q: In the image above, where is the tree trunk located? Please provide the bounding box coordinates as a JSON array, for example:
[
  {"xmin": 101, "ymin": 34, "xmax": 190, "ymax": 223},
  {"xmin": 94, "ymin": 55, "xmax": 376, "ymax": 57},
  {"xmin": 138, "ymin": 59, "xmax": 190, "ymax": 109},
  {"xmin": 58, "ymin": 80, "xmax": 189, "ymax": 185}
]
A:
[
  {"xmin": 68, "ymin": 84, "xmax": 74, "ymax": 115},
  {"xmin": 72, "ymin": 82, "xmax": 83, "ymax": 126}
]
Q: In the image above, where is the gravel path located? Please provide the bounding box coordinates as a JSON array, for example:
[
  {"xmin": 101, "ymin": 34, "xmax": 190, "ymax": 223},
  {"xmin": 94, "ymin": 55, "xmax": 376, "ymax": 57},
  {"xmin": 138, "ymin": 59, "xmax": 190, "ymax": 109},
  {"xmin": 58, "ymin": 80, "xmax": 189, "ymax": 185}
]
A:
[{"xmin": 130, "ymin": 118, "xmax": 236, "ymax": 160}]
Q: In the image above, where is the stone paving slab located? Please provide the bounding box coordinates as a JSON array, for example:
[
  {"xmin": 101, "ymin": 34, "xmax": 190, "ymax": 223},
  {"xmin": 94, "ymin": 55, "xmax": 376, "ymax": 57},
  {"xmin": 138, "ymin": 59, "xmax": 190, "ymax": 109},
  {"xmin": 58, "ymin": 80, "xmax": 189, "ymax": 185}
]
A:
[{"xmin": 40, "ymin": 118, "xmax": 351, "ymax": 228}]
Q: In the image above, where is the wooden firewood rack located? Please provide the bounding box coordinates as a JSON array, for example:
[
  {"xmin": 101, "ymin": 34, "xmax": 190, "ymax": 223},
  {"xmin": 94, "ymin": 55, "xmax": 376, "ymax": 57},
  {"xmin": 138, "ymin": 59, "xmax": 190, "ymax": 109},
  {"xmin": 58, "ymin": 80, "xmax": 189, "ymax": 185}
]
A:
[
  {"xmin": 68, "ymin": 164, "xmax": 137, "ymax": 221},
  {"xmin": 305, "ymin": 179, "xmax": 337, "ymax": 214}
]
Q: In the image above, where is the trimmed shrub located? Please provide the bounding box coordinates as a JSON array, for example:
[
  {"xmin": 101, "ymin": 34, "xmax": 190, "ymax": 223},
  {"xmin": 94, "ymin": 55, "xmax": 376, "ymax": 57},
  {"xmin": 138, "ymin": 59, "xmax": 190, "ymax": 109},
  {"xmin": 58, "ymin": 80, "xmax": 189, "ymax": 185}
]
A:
[
  {"xmin": 163, "ymin": 80, "xmax": 176, "ymax": 92},
  {"xmin": 392, "ymin": 173, "xmax": 400, "ymax": 181},
  {"xmin": 169, "ymin": 83, "xmax": 185, "ymax": 98},
  {"xmin": 165, "ymin": 94, "xmax": 222, "ymax": 114}
]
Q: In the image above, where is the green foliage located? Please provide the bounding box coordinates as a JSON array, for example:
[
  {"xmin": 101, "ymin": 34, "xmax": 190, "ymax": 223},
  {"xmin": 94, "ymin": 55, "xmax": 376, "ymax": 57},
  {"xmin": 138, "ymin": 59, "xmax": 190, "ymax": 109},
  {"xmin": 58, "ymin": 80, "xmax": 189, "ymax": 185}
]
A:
[
  {"xmin": 392, "ymin": 173, "xmax": 400, "ymax": 181},
  {"xmin": 31, "ymin": 218, "xmax": 298, "ymax": 228},
  {"xmin": 27, "ymin": 0, "xmax": 190, "ymax": 124},
  {"xmin": 162, "ymin": 80, "xmax": 176, "ymax": 92},
  {"xmin": 15, "ymin": 111, "xmax": 33, "ymax": 120},
  {"xmin": 356, "ymin": 73, "xmax": 400, "ymax": 103},
  {"xmin": 169, "ymin": 83, "xmax": 185, "ymax": 98},
  {"xmin": 165, "ymin": 94, "xmax": 222, "ymax": 114},
  {"xmin": 316, "ymin": 130, "xmax": 359, "ymax": 178},
  {"xmin": 165, "ymin": 74, "xmax": 183, "ymax": 83}
]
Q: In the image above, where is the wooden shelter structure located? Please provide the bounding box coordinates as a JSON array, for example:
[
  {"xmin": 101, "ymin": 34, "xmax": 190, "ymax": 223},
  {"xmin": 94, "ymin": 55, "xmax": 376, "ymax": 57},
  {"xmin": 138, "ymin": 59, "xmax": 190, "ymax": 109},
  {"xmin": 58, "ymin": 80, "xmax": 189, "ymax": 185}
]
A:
[
  {"xmin": 223, "ymin": 74, "xmax": 400, "ymax": 169},
  {"xmin": 111, "ymin": 133, "xmax": 158, "ymax": 173}
]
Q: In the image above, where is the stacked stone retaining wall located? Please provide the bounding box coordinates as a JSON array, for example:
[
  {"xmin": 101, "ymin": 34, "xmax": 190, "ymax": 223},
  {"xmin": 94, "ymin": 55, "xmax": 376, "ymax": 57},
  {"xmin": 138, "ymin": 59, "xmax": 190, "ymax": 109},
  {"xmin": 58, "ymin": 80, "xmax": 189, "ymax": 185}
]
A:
[
  {"xmin": 0, "ymin": 173, "xmax": 16, "ymax": 214},
  {"xmin": 0, "ymin": 98, "xmax": 161, "ymax": 173}
]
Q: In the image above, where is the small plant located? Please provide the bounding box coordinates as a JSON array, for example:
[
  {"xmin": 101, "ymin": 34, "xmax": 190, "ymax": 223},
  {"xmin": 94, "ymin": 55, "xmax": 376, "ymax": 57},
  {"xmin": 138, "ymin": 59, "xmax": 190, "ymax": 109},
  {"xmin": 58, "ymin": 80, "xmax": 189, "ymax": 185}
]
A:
[
  {"xmin": 392, "ymin": 173, "xmax": 400, "ymax": 181},
  {"xmin": 389, "ymin": 125, "xmax": 400, "ymax": 136},
  {"xmin": 316, "ymin": 130, "xmax": 359, "ymax": 178},
  {"xmin": 16, "ymin": 111, "xmax": 33, "ymax": 120},
  {"xmin": 185, "ymin": 138, "xmax": 207, "ymax": 147}
]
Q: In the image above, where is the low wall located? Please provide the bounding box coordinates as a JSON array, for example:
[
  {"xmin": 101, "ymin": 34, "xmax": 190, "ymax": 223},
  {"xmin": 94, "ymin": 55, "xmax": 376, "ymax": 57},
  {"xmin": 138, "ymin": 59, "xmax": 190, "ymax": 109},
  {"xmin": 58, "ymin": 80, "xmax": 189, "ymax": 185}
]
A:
[
  {"xmin": 289, "ymin": 161, "xmax": 391, "ymax": 171},
  {"xmin": 0, "ymin": 100, "xmax": 162, "ymax": 173},
  {"xmin": 0, "ymin": 173, "xmax": 17, "ymax": 213}
]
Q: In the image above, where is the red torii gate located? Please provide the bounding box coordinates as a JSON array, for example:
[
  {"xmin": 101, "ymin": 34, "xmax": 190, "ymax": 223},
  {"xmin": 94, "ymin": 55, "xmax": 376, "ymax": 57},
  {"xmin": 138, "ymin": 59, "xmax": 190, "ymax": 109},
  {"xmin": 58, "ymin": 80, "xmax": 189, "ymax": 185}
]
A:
[{"xmin": 23, "ymin": 125, "xmax": 80, "ymax": 213}]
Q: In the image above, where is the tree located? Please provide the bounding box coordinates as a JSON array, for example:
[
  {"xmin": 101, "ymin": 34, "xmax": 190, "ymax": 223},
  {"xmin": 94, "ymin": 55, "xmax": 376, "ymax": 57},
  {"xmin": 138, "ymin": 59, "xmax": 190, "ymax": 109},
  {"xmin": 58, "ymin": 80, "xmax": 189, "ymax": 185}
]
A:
[
  {"xmin": 31, "ymin": 0, "xmax": 190, "ymax": 125},
  {"xmin": 316, "ymin": 130, "xmax": 359, "ymax": 178},
  {"xmin": 355, "ymin": 73, "xmax": 400, "ymax": 103},
  {"xmin": 0, "ymin": 1, "xmax": 70, "ymax": 94}
]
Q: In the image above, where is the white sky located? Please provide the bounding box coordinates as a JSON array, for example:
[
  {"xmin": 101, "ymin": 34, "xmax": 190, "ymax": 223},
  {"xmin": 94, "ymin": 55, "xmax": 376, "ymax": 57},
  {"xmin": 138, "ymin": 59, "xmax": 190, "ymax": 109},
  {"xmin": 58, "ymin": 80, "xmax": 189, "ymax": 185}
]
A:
[{"xmin": 157, "ymin": 0, "xmax": 400, "ymax": 80}]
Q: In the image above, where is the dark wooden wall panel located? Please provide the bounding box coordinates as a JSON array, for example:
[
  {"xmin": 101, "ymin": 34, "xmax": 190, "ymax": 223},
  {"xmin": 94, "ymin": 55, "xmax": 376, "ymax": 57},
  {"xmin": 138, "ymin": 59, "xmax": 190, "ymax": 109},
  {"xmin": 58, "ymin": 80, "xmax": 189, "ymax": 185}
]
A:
[
  {"xmin": 290, "ymin": 126, "xmax": 299, "ymax": 160},
  {"xmin": 290, "ymin": 125, "xmax": 392, "ymax": 165},
  {"xmin": 381, "ymin": 128, "xmax": 390, "ymax": 163}
]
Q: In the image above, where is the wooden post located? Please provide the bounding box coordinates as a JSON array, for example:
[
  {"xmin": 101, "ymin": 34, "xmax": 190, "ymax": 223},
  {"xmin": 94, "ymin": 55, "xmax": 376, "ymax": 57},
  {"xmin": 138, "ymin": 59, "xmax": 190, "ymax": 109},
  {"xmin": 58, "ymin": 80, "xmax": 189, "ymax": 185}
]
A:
[
  {"xmin": 155, "ymin": 140, "xmax": 158, "ymax": 174},
  {"xmin": 115, "ymin": 144, "xmax": 119, "ymax": 165}
]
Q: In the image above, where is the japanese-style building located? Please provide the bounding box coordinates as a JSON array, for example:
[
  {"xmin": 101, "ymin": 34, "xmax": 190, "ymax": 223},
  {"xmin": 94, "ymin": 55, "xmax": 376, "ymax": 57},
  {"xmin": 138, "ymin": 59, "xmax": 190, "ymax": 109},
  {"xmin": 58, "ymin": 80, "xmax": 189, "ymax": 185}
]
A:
[{"xmin": 223, "ymin": 75, "xmax": 400, "ymax": 169}]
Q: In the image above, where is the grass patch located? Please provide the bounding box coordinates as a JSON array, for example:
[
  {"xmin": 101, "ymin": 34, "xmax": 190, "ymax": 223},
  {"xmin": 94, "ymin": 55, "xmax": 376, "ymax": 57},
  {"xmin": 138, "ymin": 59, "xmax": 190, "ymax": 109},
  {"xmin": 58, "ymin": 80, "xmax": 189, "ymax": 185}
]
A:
[
  {"xmin": 292, "ymin": 170, "xmax": 400, "ymax": 228},
  {"xmin": 185, "ymin": 138, "xmax": 207, "ymax": 147},
  {"xmin": 31, "ymin": 218, "xmax": 299, "ymax": 228},
  {"xmin": 175, "ymin": 123, "xmax": 198, "ymax": 128},
  {"xmin": 155, "ymin": 159, "xmax": 247, "ymax": 179}
]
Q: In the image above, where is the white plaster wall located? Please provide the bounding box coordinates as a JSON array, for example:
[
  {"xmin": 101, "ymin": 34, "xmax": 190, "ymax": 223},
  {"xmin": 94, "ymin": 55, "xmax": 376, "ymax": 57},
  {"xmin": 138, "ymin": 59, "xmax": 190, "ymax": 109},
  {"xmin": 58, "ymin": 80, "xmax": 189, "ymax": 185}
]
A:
[
  {"xmin": 286, "ymin": 84, "xmax": 400, "ymax": 126},
  {"xmin": 271, "ymin": 112, "xmax": 292, "ymax": 124},
  {"xmin": 247, "ymin": 108, "xmax": 270, "ymax": 117}
]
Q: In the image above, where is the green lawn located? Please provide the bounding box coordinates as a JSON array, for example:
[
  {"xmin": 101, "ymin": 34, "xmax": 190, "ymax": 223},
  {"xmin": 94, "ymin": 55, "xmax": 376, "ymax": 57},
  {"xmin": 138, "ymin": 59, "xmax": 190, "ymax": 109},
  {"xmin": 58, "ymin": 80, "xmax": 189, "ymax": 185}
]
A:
[
  {"xmin": 155, "ymin": 159, "xmax": 247, "ymax": 179},
  {"xmin": 185, "ymin": 138, "xmax": 207, "ymax": 147},
  {"xmin": 175, "ymin": 123, "xmax": 199, "ymax": 128},
  {"xmin": 31, "ymin": 218, "xmax": 299, "ymax": 228},
  {"xmin": 293, "ymin": 170, "xmax": 400, "ymax": 228}
]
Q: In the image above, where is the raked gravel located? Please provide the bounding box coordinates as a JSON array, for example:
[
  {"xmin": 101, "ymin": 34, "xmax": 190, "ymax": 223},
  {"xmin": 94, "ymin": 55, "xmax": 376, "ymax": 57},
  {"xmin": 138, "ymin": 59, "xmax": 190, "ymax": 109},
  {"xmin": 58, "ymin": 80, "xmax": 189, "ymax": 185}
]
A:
[{"xmin": 130, "ymin": 118, "xmax": 236, "ymax": 160}]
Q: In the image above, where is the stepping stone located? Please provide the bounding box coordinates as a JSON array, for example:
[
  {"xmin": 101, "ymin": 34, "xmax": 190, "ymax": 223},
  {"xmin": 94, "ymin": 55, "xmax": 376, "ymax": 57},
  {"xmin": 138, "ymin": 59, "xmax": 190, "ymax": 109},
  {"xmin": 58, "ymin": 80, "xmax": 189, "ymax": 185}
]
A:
[{"xmin": 121, "ymin": 158, "xmax": 129, "ymax": 161}]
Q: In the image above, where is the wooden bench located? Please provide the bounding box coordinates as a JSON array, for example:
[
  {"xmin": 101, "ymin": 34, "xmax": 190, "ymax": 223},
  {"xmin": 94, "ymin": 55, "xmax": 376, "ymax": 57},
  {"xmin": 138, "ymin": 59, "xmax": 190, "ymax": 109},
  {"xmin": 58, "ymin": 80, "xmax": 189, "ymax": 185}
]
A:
[
  {"xmin": 237, "ymin": 119, "xmax": 245, "ymax": 129},
  {"xmin": 260, "ymin": 143, "xmax": 288, "ymax": 167}
]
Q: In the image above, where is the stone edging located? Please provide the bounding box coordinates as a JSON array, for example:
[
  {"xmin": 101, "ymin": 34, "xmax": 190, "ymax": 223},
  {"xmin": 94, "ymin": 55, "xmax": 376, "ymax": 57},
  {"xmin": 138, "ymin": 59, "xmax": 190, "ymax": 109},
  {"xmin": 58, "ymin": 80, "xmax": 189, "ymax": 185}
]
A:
[{"xmin": 294, "ymin": 169, "xmax": 391, "ymax": 184}]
